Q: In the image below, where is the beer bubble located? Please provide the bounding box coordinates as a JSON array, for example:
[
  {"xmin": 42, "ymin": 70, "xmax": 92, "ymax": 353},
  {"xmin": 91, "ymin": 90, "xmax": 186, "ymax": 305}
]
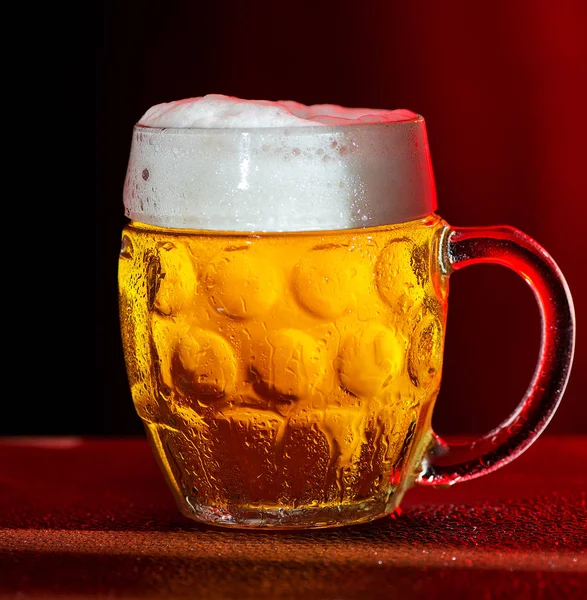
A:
[
  {"xmin": 337, "ymin": 323, "xmax": 405, "ymax": 397},
  {"xmin": 252, "ymin": 329, "xmax": 327, "ymax": 398},
  {"xmin": 205, "ymin": 250, "xmax": 279, "ymax": 319},
  {"xmin": 292, "ymin": 246, "xmax": 371, "ymax": 319}
]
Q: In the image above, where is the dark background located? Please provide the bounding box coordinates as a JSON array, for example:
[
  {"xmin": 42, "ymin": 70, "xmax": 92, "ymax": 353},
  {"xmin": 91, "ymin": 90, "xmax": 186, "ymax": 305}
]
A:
[{"xmin": 17, "ymin": 1, "xmax": 587, "ymax": 437}]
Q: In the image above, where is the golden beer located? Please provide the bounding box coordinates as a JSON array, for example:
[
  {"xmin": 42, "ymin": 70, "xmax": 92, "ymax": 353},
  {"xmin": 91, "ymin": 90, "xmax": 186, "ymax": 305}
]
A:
[{"xmin": 118, "ymin": 215, "xmax": 448, "ymax": 527}]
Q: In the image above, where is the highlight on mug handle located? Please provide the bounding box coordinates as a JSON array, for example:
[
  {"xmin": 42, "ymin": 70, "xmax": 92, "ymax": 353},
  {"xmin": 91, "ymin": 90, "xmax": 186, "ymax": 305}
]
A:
[{"xmin": 417, "ymin": 225, "xmax": 576, "ymax": 486}]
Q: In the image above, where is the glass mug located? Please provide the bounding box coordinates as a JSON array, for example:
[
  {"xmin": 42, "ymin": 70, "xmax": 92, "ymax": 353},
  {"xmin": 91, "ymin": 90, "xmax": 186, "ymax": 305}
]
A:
[{"xmin": 118, "ymin": 116, "xmax": 575, "ymax": 529}]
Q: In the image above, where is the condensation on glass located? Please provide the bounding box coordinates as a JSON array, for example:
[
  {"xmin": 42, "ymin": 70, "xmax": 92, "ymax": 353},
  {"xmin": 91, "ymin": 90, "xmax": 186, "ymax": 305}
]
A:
[{"xmin": 119, "ymin": 118, "xmax": 575, "ymax": 529}]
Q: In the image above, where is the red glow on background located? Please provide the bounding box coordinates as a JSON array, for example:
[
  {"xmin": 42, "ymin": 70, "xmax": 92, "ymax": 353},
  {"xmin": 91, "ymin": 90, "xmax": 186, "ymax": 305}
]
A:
[{"xmin": 83, "ymin": 0, "xmax": 584, "ymax": 438}]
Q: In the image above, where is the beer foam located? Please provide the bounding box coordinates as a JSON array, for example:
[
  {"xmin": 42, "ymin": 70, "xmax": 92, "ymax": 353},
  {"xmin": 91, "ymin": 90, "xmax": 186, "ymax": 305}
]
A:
[
  {"xmin": 124, "ymin": 95, "xmax": 435, "ymax": 231},
  {"xmin": 138, "ymin": 94, "xmax": 417, "ymax": 128}
]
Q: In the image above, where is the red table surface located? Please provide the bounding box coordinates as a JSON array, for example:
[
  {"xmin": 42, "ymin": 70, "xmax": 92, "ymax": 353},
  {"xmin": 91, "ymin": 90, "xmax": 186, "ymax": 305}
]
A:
[{"xmin": 0, "ymin": 435, "xmax": 585, "ymax": 599}]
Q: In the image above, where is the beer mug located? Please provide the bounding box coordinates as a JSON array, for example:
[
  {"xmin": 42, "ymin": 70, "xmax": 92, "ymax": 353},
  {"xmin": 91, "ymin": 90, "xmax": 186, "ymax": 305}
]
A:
[{"xmin": 118, "ymin": 113, "xmax": 575, "ymax": 529}]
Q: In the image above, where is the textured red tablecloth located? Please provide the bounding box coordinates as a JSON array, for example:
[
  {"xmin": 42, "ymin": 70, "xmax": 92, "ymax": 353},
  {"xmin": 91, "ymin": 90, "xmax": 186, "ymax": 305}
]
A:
[{"xmin": 0, "ymin": 436, "xmax": 585, "ymax": 599}]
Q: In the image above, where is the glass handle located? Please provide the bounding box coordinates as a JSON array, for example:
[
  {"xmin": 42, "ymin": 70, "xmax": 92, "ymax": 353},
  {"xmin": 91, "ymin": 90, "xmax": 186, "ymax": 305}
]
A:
[{"xmin": 417, "ymin": 225, "xmax": 575, "ymax": 486}]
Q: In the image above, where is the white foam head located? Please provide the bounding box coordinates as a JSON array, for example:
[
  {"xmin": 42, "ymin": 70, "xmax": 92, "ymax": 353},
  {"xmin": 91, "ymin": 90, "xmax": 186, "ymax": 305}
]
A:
[
  {"xmin": 138, "ymin": 94, "xmax": 418, "ymax": 128},
  {"xmin": 124, "ymin": 94, "xmax": 437, "ymax": 231}
]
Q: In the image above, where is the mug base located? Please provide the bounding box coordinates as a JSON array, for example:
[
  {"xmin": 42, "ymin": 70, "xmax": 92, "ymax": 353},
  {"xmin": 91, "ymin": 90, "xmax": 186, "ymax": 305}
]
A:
[{"xmin": 178, "ymin": 491, "xmax": 401, "ymax": 530}]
